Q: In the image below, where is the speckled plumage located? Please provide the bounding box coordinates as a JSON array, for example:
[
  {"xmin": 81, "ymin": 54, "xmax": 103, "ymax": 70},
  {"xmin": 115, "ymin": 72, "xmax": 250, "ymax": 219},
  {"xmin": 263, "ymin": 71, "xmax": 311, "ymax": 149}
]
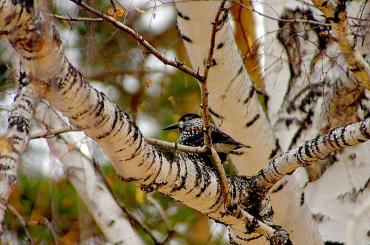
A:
[{"xmin": 164, "ymin": 113, "xmax": 248, "ymax": 166}]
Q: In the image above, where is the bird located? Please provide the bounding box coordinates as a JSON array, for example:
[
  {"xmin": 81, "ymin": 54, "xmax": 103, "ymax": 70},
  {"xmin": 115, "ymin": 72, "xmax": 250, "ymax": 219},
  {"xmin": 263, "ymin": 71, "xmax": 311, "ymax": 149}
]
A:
[{"xmin": 163, "ymin": 113, "xmax": 249, "ymax": 165}]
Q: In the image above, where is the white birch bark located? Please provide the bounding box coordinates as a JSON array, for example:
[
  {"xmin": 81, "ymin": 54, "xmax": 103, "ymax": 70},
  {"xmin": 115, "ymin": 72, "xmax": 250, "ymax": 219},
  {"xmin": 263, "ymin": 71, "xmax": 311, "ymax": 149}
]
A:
[
  {"xmin": 0, "ymin": 69, "xmax": 38, "ymax": 236},
  {"xmin": 262, "ymin": 0, "xmax": 370, "ymax": 243},
  {"xmin": 175, "ymin": 1, "xmax": 277, "ymax": 175}
]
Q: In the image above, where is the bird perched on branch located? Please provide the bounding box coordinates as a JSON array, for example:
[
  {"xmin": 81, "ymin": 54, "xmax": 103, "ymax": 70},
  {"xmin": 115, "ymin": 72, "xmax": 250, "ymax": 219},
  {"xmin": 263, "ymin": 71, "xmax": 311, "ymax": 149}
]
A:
[{"xmin": 163, "ymin": 113, "xmax": 249, "ymax": 165}]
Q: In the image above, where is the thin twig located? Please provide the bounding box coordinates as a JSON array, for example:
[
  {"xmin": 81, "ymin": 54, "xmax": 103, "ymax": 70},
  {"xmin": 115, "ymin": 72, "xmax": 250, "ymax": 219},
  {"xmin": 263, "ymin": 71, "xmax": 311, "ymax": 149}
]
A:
[
  {"xmin": 28, "ymin": 217, "xmax": 59, "ymax": 245},
  {"xmin": 48, "ymin": 13, "xmax": 103, "ymax": 22},
  {"xmin": 69, "ymin": 0, "xmax": 203, "ymax": 81},
  {"xmin": 7, "ymin": 204, "xmax": 33, "ymax": 244},
  {"xmin": 145, "ymin": 137, "xmax": 208, "ymax": 154},
  {"xmin": 118, "ymin": 204, "xmax": 159, "ymax": 244},
  {"xmin": 230, "ymin": 0, "xmax": 331, "ymax": 27},
  {"xmin": 238, "ymin": 208, "xmax": 275, "ymax": 237},
  {"xmin": 147, "ymin": 194, "xmax": 171, "ymax": 230},
  {"xmin": 201, "ymin": 0, "xmax": 232, "ymax": 208},
  {"xmin": 30, "ymin": 127, "xmax": 207, "ymax": 155},
  {"xmin": 30, "ymin": 127, "xmax": 80, "ymax": 139},
  {"xmin": 147, "ymin": 194, "xmax": 175, "ymax": 244}
]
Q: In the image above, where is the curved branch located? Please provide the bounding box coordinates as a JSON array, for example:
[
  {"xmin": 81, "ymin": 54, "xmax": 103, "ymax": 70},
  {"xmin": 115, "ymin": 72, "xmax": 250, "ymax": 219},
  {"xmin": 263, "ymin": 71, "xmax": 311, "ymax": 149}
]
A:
[{"xmin": 256, "ymin": 118, "xmax": 370, "ymax": 190}]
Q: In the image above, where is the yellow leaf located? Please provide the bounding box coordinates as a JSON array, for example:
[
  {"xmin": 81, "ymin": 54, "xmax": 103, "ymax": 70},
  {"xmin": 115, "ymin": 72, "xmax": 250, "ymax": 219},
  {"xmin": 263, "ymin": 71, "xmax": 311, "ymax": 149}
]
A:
[
  {"xmin": 107, "ymin": 6, "xmax": 115, "ymax": 17},
  {"xmin": 136, "ymin": 188, "xmax": 145, "ymax": 204},
  {"xmin": 145, "ymin": 79, "xmax": 153, "ymax": 88},
  {"xmin": 108, "ymin": 1, "xmax": 127, "ymax": 19}
]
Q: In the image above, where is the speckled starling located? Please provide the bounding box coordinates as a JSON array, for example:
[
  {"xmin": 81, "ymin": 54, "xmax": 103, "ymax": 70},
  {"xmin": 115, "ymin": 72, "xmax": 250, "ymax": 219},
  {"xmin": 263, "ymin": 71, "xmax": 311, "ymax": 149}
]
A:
[{"xmin": 163, "ymin": 113, "xmax": 249, "ymax": 164}]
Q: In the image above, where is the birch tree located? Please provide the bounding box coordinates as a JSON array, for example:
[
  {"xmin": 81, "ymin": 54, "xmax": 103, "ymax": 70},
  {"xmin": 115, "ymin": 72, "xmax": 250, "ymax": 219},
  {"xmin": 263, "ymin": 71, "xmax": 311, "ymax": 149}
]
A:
[{"xmin": 0, "ymin": 0, "xmax": 369, "ymax": 244}]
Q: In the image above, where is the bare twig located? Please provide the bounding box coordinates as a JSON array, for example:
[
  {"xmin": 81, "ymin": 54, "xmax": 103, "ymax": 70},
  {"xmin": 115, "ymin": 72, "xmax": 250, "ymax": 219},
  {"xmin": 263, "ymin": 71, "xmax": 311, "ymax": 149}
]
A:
[
  {"xmin": 31, "ymin": 127, "xmax": 208, "ymax": 153},
  {"xmin": 28, "ymin": 217, "xmax": 59, "ymax": 245},
  {"xmin": 69, "ymin": 0, "xmax": 203, "ymax": 81},
  {"xmin": 7, "ymin": 204, "xmax": 33, "ymax": 244},
  {"xmin": 145, "ymin": 137, "xmax": 208, "ymax": 154},
  {"xmin": 201, "ymin": 0, "xmax": 232, "ymax": 208},
  {"xmin": 118, "ymin": 205, "xmax": 159, "ymax": 244},
  {"xmin": 30, "ymin": 127, "xmax": 80, "ymax": 139},
  {"xmin": 238, "ymin": 208, "xmax": 275, "ymax": 237},
  {"xmin": 147, "ymin": 194, "xmax": 171, "ymax": 230},
  {"xmin": 230, "ymin": 0, "xmax": 331, "ymax": 27},
  {"xmin": 48, "ymin": 13, "xmax": 103, "ymax": 22},
  {"xmin": 147, "ymin": 194, "xmax": 175, "ymax": 244}
]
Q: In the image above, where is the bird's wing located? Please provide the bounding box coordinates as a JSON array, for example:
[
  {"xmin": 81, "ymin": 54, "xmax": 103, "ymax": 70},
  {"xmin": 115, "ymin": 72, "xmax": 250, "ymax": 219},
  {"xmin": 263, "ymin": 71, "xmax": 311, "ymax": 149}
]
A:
[
  {"xmin": 180, "ymin": 131, "xmax": 204, "ymax": 146},
  {"xmin": 211, "ymin": 127, "xmax": 250, "ymax": 148}
]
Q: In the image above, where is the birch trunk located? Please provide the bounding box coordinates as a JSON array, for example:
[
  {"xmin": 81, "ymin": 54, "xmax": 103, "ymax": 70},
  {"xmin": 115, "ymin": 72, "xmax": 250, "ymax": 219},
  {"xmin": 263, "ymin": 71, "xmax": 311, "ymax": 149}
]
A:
[{"xmin": 262, "ymin": 1, "xmax": 370, "ymax": 243}]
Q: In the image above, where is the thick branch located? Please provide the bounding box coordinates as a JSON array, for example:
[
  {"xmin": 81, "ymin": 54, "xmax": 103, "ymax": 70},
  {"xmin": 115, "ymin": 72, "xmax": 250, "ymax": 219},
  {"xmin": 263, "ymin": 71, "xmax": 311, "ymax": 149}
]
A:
[
  {"xmin": 0, "ymin": 70, "xmax": 38, "ymax": 233},
  {"xmin": 256, "ymin": 118, "xmax": 370, "ymax": 190}
]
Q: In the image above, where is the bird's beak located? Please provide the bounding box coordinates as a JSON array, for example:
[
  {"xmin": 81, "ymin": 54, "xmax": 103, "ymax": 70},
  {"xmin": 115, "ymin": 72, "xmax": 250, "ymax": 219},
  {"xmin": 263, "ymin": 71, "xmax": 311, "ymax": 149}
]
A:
[{"xmin": 162, "ymin": 123, "xmax": 179, "ymax": 130}]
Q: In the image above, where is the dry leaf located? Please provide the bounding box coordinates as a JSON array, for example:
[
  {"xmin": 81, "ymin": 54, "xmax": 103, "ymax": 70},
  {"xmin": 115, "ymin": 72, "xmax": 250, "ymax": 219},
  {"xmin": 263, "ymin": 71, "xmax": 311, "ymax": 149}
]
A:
[
  {"xmin": 108, "ymin": 1, "xmax": 127, "ymax": 19},
  {"xmin": 145, "ymin": 79, "xmax": 153, "ymax": 88}
]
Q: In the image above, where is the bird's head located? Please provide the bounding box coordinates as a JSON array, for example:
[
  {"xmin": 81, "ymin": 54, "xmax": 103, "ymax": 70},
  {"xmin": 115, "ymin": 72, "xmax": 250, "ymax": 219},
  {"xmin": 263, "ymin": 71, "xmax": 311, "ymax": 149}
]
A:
[{"xmin": 163, "ymin": 113, "xmax": 201, "ymax": 132}]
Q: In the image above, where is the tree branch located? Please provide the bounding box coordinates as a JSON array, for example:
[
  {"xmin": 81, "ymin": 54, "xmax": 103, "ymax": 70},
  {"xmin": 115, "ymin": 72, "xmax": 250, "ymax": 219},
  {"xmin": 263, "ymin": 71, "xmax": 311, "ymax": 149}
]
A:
[
  {"xmin": 0, "ymin": 68, "xmax": 39, "ymax": 233},
  {"xmin": 48, "ymin": 13, "xmax": 103, "ymax": 22},
  {"xmin": 146, "ymin": 137, "xmax": 208, "ymax": 154},
  {"xmin": 313, "ymin": 0, "xmax": 370, "ymax": 89},
  {"xmin": 256, "ymin": 118, "xmax": 370, "ymax": 190},
  {"xmin": 147, "ymin": 194, "xmax": 175, "ymax": 244},
  {"xmin": 29, "ymin": 127, "xmax": 209, "ymax": 154},
  {"xmin": 28, "ymin": 217, "xmax": 59, "ymax": 244},
  {"xmin": 30, "ymin": 126, "xmax": 80, "ymax": 139},
  {"xmin": 201, "ymin": 0, "xmax": 232, "ymax": 208},
  {"xmin": 7, "ymin": 204, "xmax": 33, "ymax": 244}
]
